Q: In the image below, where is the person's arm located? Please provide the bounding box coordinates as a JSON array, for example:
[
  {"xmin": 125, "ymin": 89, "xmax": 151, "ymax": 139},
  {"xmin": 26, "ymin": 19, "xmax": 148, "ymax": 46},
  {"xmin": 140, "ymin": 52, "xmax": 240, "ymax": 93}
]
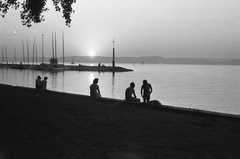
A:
[
  {"xmin": 97, "ymin": 85, "xmax": 101, "ymax": 94},
  {"xmin": 149, "ymin": 84, "xmax": 153, "ymax": 94},
  {"xmin": 133, "ymin": 89, "xmax": 137, "ymax": 98},
  {"xmin": 141, "ymin": 85, "xmax": 144, "ymax": 97}
]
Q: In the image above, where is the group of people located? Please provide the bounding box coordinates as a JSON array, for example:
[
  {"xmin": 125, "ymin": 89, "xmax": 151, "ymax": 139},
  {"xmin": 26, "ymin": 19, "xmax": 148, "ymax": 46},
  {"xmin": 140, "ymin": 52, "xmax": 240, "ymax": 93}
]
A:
[
  {"xmin": 35, "ymin": 76, "xmax": 48, "ymax": 91},
  {"xmin": 125, "ymin": 80, "xmax": 153, "ymax": 103},
  {"xmin": 90, "ymin": 78, "xmax": 153, "ymax": 103},
  {"xmin": 37, "ymin": 75, "xmax": 152, "ymax": 102}
]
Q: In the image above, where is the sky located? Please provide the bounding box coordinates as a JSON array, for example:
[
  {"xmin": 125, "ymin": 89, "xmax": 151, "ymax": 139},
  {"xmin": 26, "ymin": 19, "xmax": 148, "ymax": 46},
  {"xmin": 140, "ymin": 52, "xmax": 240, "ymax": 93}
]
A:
[{"xmin": 0, "ymin": 0, "xmax": 240, "ymax": 59}]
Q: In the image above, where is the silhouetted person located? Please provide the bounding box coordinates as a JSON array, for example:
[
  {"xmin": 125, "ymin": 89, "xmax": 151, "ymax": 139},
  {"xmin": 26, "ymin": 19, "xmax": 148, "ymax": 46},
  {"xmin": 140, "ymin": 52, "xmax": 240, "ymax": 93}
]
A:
[
  {"xmin": 141, "ymin": 80, "xmax": 153, "ymax": 103},
  {"xmin": 125, "ymin": 82, "xmax": 140, "ymax": 102},
  {"xmin": 90, "ymin": 78, "xmax": 101, "ymax": 98},
  {"xmin": 41, "ymin": 77, "xmax": 48, "ymax": 91},
  {"xmin": 35, "ymin": 76, "xmax": 42, "ymax": 90}
]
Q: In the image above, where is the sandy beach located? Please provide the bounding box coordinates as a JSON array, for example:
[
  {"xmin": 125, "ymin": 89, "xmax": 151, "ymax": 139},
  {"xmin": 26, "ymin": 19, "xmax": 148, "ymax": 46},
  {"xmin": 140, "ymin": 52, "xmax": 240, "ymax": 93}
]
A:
[{"xmin": 1, "ymin": 84, "xmax": 240, "ymax": 158}]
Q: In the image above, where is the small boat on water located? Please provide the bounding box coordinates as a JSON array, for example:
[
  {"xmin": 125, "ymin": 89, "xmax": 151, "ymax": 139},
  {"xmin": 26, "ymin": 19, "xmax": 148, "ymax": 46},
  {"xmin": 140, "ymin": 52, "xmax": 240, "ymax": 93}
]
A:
[{"xmin": 71, "ymin": 59, "xmax": 74, "ymax": 64}]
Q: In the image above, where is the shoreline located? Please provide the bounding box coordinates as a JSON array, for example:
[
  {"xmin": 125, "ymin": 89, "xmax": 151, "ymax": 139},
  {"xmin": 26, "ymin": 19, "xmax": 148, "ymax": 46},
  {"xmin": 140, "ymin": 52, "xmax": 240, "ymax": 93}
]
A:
[
  {"xmin": 1, "ymin": 84, "xmax": 240, "ymax": 158},
  {"xmin": 4, "ymin": 83, "xmax": 240, "ymax": 119}
]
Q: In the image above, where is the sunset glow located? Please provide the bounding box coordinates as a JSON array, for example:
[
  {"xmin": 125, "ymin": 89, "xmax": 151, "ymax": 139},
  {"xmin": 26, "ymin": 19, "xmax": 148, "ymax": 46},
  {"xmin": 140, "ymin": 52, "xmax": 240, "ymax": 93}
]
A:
[{"xmin": 89, "ymin": 50, "xmax": 95, "ymax": 57}]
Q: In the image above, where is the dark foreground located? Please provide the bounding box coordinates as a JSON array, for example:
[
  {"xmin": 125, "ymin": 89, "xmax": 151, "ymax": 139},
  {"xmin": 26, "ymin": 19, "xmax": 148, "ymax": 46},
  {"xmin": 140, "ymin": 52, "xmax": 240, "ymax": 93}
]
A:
[{"xmin": 1, "ymin": 84, "xmax": 240, "ymax": 159}]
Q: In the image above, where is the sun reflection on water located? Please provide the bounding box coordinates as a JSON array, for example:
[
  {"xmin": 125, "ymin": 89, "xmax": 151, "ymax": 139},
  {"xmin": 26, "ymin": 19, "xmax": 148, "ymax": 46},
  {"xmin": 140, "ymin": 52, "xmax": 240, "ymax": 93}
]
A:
[{"xmin": 89, "ymin": 73, "xmax": 94, "ymax": 85}]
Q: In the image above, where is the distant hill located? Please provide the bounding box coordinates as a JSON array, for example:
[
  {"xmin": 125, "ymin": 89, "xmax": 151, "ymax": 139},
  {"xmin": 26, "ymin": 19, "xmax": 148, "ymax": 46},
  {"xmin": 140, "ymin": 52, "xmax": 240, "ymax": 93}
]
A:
[{"xmin": 5, "ymin": 56, "xmax": 240, "ymax": 65}]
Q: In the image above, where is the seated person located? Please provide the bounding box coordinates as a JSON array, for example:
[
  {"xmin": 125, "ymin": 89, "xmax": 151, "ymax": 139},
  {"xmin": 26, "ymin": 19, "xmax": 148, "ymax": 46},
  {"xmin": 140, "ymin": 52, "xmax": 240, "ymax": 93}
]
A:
[
  {"xmin": 125, "ymin": 82, "xmax": 140, "ymax": 102},
  {"xmin": 41, "ymin": 77, "xmax": 48, "ymax": 91},
  {"xmin": 90, "ymin": 78, "xmax": 101, "ymax": 98},
  {"xmin": 35, "ymin": 76, "xmax": 42, "ymax": 90}
]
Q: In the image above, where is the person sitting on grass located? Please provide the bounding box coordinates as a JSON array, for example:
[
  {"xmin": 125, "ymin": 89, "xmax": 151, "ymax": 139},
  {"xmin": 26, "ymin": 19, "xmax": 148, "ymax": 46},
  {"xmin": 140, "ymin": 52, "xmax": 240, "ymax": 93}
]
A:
[
  {"xmin": 35, "ymin": 76, "xmax": 42, "ymax": 90},
  {"xmin": 90, "ymin": 78, "xmax": 101, "ymax": 98},
  {"xmin": 125, "ymin": 82, "xmax": 140, "ymax": 103},
  {"xmin": 41, "ymin": 77, "xmax": 48, "ymax": 91}
]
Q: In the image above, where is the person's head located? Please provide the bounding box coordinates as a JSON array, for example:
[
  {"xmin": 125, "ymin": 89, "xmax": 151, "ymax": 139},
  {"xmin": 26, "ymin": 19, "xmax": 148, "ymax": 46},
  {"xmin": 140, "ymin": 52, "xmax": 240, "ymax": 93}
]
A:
[
  {"xmin": 37, "ymin": 76, "xmax": 41, "ymax": 79},
  {"xmin": 130, "ymin": 82, "xmax": 135, "ymax": 88},
  {"xmin": 143, "ymin": 80, "xmax": 147, "ymax": 85},
  {"xmin": 44, "ymin": 77, "xmax": 48, "ymax": 80},
  {"xmin": 93, "ymin": 78, "xmax": 99, "ymax": 84}
]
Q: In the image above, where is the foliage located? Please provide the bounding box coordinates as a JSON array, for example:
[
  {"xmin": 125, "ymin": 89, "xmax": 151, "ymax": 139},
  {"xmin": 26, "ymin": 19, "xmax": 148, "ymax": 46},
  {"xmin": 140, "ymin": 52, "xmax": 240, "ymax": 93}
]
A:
[{"xmin": 0, "ymin": 0, "xmax": 76, "ymax": 27}]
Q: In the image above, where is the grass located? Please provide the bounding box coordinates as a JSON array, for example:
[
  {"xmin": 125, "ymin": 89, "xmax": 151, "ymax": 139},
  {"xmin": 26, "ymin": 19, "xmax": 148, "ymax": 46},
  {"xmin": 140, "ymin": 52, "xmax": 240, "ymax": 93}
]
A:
[{"xmin": 1, "ymin": 84, "xmax": 240, "ymax": 159}]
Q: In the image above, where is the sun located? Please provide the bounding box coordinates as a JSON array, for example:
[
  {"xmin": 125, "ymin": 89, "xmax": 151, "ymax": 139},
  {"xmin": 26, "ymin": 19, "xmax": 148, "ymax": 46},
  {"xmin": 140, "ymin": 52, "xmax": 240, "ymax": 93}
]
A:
[{"xmin": 89, "ymin": 50, "xmax": 95, "ymax": 57}]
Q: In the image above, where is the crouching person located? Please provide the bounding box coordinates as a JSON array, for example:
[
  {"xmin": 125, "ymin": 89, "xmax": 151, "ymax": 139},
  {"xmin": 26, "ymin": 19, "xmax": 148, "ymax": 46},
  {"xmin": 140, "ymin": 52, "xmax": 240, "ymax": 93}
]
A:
[{"xmin": 125, "ymin": 82, "xmax": 140, "ymax": 103}]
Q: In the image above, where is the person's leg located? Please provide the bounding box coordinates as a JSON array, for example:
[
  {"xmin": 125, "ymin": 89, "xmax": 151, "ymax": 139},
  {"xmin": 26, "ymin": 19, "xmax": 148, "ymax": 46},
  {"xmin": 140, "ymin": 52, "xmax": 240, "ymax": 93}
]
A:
[
  {"xmin": 142, "ymin": 96, "xmax": 145, "ymax": 103},
  {"xmin": 146, "ymin": 94, "xmax": 150, "ymax": 103}
]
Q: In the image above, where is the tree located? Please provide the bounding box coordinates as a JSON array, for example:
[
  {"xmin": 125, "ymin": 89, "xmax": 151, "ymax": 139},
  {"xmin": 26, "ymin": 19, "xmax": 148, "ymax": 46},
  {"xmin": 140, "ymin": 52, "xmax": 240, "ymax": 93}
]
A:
[{"xmin": 0, "ymin": 0, "xmax": 76, "ymax": 27}]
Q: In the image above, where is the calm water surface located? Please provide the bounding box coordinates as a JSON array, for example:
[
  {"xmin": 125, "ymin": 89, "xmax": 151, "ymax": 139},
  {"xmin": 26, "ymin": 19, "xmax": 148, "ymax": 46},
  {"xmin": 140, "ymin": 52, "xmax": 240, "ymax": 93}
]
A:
[{"xmin": 1, "ymin": 64, "xmax": 240, "ymax": 115}]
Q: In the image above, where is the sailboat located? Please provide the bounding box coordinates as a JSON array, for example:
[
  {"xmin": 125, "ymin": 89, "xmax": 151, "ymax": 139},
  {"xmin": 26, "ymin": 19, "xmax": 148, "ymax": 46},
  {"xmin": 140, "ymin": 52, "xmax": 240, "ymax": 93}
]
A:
[
  {"xmin": 71, "ymin": 58, "xmax": 74, "ymax": 64},
  {"xmin": 49, "ymin": 32, "xmax": 69, "ymax": 71}
]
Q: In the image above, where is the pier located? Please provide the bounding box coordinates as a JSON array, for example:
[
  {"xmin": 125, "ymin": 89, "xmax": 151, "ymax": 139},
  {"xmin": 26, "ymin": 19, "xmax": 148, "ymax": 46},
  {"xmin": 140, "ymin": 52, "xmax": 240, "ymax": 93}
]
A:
[{"xmin": 0, "ymin": 63, "xmax": 133, "ymax": 72}]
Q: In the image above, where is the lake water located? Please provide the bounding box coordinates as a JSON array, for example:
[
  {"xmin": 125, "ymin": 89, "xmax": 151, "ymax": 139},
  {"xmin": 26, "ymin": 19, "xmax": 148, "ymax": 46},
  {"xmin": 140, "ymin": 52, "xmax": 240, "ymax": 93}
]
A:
[{"xmin": 1, "ymin": 63, "xmax": 240, "ymax": 115}]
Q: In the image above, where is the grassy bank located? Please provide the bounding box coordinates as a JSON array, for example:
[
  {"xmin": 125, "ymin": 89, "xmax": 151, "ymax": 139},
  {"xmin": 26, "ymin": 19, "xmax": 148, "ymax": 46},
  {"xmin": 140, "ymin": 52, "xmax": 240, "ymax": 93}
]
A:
[{"xmin": 1, "ymin": 84, "xmax": 240, "ymax": 158}]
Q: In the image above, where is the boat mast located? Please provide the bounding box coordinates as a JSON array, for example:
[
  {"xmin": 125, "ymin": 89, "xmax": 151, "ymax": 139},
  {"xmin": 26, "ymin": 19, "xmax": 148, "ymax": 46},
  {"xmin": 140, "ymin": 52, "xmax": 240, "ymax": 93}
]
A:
[
  {"xmin": 52, "ymin": 32, "xmax": 55, "ymax": 60},
  {"xmin": 55, "ymin": 32, "xmax": 57, "ymax": 60},
  {"xmin": 22, "ymin": 40, "xmax": 25, "ymax": 64},
  {"xmin": 5, "ymin": 46, "xmax": 8, "ymax": 64},
  {"xmin": 26, "ymin": 38, "xmax": 29, "ymax": 65},
  {"xmin": 32, "ymin": 35, "xmax": 36, "ymax": 65},
  {"xmin": 2, "ymin": 46, "xmax": 4, "ymax": 64},
  {"xmin": 36, "ymin": 43, "xmax": 37, "ymax": 65},
  {"xmin": 112, "ymin": 38, "xmax": 115, "ymax": 68},
  {"xmin": 42, "ymin": 34, "xmax": 44, "ymax": 64},
  {"xmin": 62, "ymin": 31, "xmax": 65, "ymax": 66},
  {"xmin": 14, "ymin": 46, "xmax": 16, "ymax": 64}
]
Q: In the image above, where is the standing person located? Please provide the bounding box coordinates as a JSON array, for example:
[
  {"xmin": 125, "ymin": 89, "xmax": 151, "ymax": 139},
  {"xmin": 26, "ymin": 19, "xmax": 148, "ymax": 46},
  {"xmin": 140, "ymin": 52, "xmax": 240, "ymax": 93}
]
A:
[
  {"xmin": 35, "ymin": 76, "xmax": 41, "ymax": 90},
  {"xmin": 90, "ymin": 78, "xmax": 101, "ymax": 98},
  {"xmin": 125, "ymin": 82, "xmax": 140, "ymax": 102},
  {"xmin": 41, "ymin": 76, "xmax": 48, "ymax": 91},
  {"xmin": 141, "ymin": 80, "xmax": 153, "ymax": 103}
]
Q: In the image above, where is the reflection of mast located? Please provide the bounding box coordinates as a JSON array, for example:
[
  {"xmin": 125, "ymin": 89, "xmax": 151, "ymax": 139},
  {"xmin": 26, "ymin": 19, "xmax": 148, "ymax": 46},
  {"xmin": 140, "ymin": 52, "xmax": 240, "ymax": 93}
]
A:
[
  {"xmin": 111, "ymin": 72, "xmax": 115, "ymax": 97},
  {"xmin": 112, "ymin": 38, "xmax": 115, "ymax": 68}
]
